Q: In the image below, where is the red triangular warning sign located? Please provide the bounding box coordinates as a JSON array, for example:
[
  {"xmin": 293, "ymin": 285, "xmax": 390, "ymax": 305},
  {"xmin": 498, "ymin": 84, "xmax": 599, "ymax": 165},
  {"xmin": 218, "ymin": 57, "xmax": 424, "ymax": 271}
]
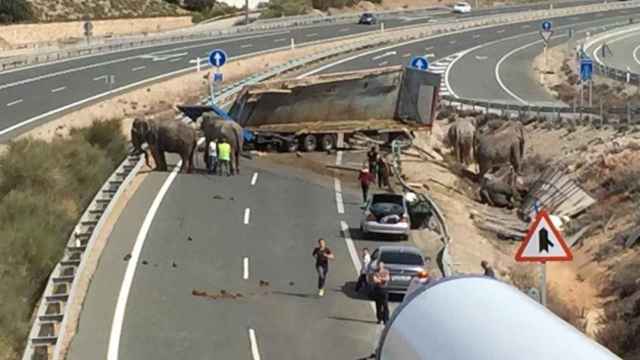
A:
[{"xmin": 515, "ymin": 209, "xmax": 572, "ymax": 262}]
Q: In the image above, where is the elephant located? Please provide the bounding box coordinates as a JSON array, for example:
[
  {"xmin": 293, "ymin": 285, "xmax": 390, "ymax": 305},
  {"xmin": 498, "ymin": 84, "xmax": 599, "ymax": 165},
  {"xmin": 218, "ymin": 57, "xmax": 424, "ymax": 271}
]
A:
[
  {"xmin": 130, "ymin": 116, "xmax": 197, "ymax": 173},
  {"xmin": 478, "ymin": 166, "xmax": 527, "ymax": 209},
  {"xmin": 200, "ymin": 112, "xmax": 244, "ymax": 175},
  {"xmin": 447, "ymin": 116, "xmax": 476, "ymax": 166},
  {"xmin": 474, "ymin": 121, "xmax": 525, "ymax": 179}
]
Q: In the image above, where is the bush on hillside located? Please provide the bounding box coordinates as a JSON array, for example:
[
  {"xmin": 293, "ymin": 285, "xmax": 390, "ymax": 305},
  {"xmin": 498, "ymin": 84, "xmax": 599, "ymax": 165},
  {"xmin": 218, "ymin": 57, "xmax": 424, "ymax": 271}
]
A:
[
  {"xmin": 191, "ymin": 2, "xmax": 240, "ymax": 23},
  {"xmin": 0, "ymin": 0, "xmax": 33, "ymax": 24},
  {"xmin": 182, "ymin": 0, "xmax": 216, "ymax": 11},
  {"xmin": 259, "ymin": 0, "xmax": 310, "ymax": 18},
  {"xmin": 0, "ymin": 119, "xmax": 127, "ymax": 359}
]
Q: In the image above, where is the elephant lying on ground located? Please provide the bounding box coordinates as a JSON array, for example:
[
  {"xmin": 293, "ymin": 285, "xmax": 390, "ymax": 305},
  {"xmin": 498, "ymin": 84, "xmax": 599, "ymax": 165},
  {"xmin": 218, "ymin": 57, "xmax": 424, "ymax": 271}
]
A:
[
  {"xmin": 200, "ymin": 112, "xmax": 244, "ymax": 175},
  {"xmin": 478, "ymin": 166, "xmax": 528, "ymax": 208},
  {"xmin": 474, "ymin": 121, "xmax": 525, "ymax": 179},
  {"xmin": 447, "ymin": 117, "xmax": 476, "ymax": 166},
  {"xmin": 131, "ymin": 116, "xmax": 197, "ymax": 173}
]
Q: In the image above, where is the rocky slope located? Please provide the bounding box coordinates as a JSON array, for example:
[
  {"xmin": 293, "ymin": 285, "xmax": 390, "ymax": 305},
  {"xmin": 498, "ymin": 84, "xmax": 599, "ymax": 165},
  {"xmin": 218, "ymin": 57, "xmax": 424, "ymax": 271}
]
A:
[{"xmin": 26, "ymin": 0, "xmax": 188, "ymax": 22}]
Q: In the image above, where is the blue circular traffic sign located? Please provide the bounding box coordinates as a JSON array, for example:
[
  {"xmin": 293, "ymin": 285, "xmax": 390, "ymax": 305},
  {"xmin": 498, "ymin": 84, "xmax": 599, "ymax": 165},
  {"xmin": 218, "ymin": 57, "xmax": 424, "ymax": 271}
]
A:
[
  {"xmin": 541, "ymin": 20, "xmax": 552, "ymax": 32},
  {"xmin": 208, "ymin": 49, "xmax": 228, "ymax": 67},
  {"xmin": 410, "ymin": 56, "xmax": 429, "ymax": 70}
]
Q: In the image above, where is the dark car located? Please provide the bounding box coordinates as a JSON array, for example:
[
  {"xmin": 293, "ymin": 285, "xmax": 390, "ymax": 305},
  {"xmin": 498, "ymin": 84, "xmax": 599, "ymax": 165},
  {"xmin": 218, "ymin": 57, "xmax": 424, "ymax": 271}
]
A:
[
  {"xmin": 364, "ymin": 245, "xmax": 429, "ymax": 295},
  {"xmin": 358, "ymin": 13, "xmax": 377, "ymax": 25}
]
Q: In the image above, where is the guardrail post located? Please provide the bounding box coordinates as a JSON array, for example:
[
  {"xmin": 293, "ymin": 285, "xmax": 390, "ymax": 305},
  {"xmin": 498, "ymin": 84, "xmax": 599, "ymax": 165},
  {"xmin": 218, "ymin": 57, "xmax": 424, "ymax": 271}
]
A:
[
  {"xmin": 197, "ymin": 57, "xmax": 201, "ymax": 72},
  {"xmin": 291, "ymin": 38, "xmax": 295, "ymax": 50},
  {"xmin": 381, "ymin": 22, "xmax": 385, "ymax": 33}
]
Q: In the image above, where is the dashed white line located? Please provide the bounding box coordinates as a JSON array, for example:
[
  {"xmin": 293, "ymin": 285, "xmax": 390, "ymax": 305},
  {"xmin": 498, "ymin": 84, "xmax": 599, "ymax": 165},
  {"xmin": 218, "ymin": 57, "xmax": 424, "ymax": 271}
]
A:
[
  {"xmin": 402, "ymin": 53, "xmax": 412, "ymax": 58},
  {"xmin": 248, "ymin": 328, "xmax": 262, "ymax": 360},
  {"xmin": 378, "ymin": 61, "xmax": 389, "ymax": 67},
  {"xmin": 6, "ymin": 99, "xmax": 23, "ymax": 107},
  {"xmin": 274, "ymin": 38, "xmax": 287, "ymax": 42},
  {"xmin": 425, "ymin": 53, "xmax": 436, "ymax": 58},
  {"xmin": 340, "ymin": 221, "xmax": 361, "ymax": 277},
  {"xmin": 244, "ymin": 208, "xmax": 251, "ymax": 224},
  {"xmin": 131, "ymin": 66, "xmax": 146, "ymax": 72},
  {"xmin": 339, "ymin": 28, "xmax": 350, "ymax": 32},
  {"xmin": 51, "ymin": 86, "xmax": 66, "ymax": 93},
  {"xmin": 169, "ymin": 57, "xmax": 183, "ymax": 62},
  {"xmin": 475, "ymin": 55, "xmax": 488, "ymax": 60},
  {"xmin": 306, "ymin": 33, "xmax": 318, "ymax": 37},
  {"xmin": 251, "ymin": 172, "xmax": 259, "ymax": 186},
  {"xmin": 243, "ymin": 257, "xmax": 249, "ymax": 280},
  {"xmin": 497, "ymin": 29, "xmax": 505, "ymax": 33},
  {"xmin": 372, "ymin": 51, "xmax": 396, "ymax": 61},
  {"xmin": 425, "ymin": 46, "xmax": 434, "ymax": 50},
  {"xmin": 93, "ymin": 75, "xmax": 108, "ymax": 81},
  {"xmin": 449, "ymin": 40, "xmax": 457, "ymax": 44},
  {"xmin": 334, "ymin": 178, "xmax": 344, "ymax": 214},
  {"xmin": 473, "ymin": 34, "xmax": 481, "ymax": 38},
  {"xmin": 336, "ymin": 151, "xmax": 343, "ymax": 166},
  {"xmin": 241, "ymin": 44, "xmax": 253, "ymax": 48}
]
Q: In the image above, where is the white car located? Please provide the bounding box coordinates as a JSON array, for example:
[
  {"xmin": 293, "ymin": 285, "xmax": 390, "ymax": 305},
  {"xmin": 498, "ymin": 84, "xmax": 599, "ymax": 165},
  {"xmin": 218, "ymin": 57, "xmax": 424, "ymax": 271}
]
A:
[
  {"xmin": 360, "ymin": 193, "xmax": 411, "ymax": 240},
  {"xmin": 452, "ymin": 2, "xmax": 472, "ymax": 13}
]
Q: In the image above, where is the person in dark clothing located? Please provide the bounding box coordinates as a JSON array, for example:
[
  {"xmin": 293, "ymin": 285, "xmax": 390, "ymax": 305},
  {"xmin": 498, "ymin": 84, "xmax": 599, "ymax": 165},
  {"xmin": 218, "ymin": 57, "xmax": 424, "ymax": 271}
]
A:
[
  {"xmin": 372, "ymin": 262, "xmax": 390, "ymax": 324},
  {"xmin": 312, "ymin": 238, "xmax": 335, "ymax": 297},
  {"xmin": 377, "ymin": 156, "xmax": 388, "ymax": 188},
  {"xmin": 358, "ymin": 166, "xmax": 375, "ymax": 205},
  {"xmin": 355, "ymin": 248, "xmax": 371, "ymax": 293},
  {"xmin": 367, "ymin": 147, "xmax": 378, "ymax": 173},
  {"xmin": 481, "ymin": 260, "xmax": 496, "ymax": 278}
]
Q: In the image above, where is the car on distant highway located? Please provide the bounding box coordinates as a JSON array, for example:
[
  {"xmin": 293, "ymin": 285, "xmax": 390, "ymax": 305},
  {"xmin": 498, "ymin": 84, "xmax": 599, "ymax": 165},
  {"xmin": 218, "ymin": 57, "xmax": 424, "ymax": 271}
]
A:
[
  {"xmin": 358, "ymin": 13, "xmax": 377, "ymax": 25},
  {"xmin": 452, "ymin": 2, "xmax": 472, "ymax": 13},
  {"xmin": 363, "ymin": 245, "xmax": 430, "ymax": 295},
  {"xmin": 360, "ymin": 193, "xmax": 411, "ymax": 240}
]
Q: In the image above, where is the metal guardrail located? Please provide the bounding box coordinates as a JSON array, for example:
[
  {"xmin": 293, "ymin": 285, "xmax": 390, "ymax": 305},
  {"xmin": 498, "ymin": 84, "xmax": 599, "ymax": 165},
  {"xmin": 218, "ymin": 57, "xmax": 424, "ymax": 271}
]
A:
[
  {"xmin": 20, "ymin": 3, "xmax": 640, "ymax": 358},
  {"xmin": 4, "ymin": 0, "xmax": 640, "ymax": 72}
]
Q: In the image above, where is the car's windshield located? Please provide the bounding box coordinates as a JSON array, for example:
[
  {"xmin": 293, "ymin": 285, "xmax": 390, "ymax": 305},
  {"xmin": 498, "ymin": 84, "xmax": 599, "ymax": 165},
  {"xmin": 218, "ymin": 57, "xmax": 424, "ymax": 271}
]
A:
[
  {"xmin": 371, "ymin": 194, "xmax": 403, "ymax": 205},
  {"xmin": 380, "ymin": 251, "xmax": 424, "ymax": 265}
]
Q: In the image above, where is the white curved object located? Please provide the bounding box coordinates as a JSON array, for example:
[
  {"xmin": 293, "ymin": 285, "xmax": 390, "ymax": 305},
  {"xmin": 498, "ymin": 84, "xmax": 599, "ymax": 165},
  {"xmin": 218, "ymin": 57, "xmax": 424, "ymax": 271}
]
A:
[{"xmin": 378, "ymin": 276, "xmax": 620, "ymax": 360}]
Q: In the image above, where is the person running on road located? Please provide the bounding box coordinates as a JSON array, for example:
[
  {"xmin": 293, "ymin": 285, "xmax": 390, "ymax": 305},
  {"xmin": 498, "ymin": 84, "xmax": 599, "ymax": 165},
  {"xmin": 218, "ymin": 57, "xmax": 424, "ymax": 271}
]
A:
[
  {"xmin": 217, "ymin": 139, "xmax": 231, "ymax": 176},
  {"xmin": 372, "ymin": 262, "xmax": 390, "ymax": 325},
  {"xmin": 312, "ymin": 238, "xmax": 335, "ymax": 297},
  {"xmin": 208, "ymin": 139, "xmax": 218, "ymax": 175},
  {"xmin": 358, "ymin": 165, "xmax": 375, "ymax": 206},
  {"xmin": 355, "ymin": 248, "xmax": 371, "ymax": 293}
]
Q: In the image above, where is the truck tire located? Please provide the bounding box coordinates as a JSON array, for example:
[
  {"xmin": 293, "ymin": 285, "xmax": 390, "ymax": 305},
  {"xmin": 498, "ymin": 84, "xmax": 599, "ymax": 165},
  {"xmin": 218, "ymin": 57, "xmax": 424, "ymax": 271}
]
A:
[
  {"xmin": 302, "ymin": 134, "xmax": 317, "ymax": 152},
  {"xmin": 320, "ymin": 134, "xmax": 336, "ymax": 151},
  {"xmin": 282, "ymin": 140, "xmax": 299, "ymax": 153}
]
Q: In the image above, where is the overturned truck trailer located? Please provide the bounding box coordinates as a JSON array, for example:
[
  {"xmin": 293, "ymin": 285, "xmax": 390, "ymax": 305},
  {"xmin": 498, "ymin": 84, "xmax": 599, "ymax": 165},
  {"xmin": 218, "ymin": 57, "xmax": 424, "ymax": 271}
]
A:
[{"xmin": 228, "ymin": 65, "xmax": 441, "ymax": 152}]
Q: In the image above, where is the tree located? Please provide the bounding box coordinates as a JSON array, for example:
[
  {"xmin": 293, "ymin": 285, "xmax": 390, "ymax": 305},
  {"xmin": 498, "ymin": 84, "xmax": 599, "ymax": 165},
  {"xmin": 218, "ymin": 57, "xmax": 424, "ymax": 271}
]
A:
[
  {"xmin": 0, "ymin": 0, "xmax": 33, "ymax": 24},
  {"xmin": 182, "ymin": 0, "xmax": 216, "ymax": 11}
]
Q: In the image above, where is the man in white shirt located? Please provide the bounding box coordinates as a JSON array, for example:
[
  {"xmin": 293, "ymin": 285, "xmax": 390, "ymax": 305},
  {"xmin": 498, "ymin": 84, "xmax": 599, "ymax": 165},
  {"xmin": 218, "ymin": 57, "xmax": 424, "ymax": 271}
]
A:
[
  {"xmin": 355, "ymin": 248, "xmax": 371, "ymax": 292},
  {"xmin": 208, "ymin": 140, "xmax": 217, "ymax": 174}
]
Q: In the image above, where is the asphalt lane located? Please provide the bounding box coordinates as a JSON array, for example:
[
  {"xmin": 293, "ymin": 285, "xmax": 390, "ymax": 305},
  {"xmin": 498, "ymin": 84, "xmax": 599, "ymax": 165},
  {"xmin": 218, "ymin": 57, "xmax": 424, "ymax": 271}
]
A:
[{"xmin": 586, "ymin": 26, "xmax": 640, "ymax": 74}]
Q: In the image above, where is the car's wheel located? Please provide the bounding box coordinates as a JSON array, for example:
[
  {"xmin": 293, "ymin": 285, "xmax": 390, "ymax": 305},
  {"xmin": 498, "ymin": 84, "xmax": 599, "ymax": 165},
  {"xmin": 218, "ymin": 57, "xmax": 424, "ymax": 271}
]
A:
[
  {"xmin": 320, "ymin": 134, "xmax": 336, "ymax": 151},
  {"xmin": 302, "ymin": 134, "xmax": 317, "ymax": 152}
]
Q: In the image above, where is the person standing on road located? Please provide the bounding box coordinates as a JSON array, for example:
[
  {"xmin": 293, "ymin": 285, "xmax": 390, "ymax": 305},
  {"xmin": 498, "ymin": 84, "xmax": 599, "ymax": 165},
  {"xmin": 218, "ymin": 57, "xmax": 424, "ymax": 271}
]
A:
[
  {"xmin": 312, "ymin": 238, "xmax": 335, "ymax": 297},
  {"xmin": 481, "ymin": 260, "xmax": 496, "ymax": 278},
  {"xmin": 355, "ymin": 248, "xmax": 371, "ymax": 292},
  {"xmin": 207, "ymin": 139, "xmax": 218, "ymax": 175},
  {"xmin": 217, "ymin": 139, "xmax": 231, "ymax": 176},
  {"xmin": 358, "ymin": 166, "xmax": 375, "ymax": 205},
  {"xmin": 367, "ymin": 146, "xmax": 378, "ymax": 173},
  {"xmin": 372, "ymin": 262, "xmax": 390, "ymax": 325},
  {"xmin": 377, "ymin": 156, "xmax": 388, "ymax": 188}
]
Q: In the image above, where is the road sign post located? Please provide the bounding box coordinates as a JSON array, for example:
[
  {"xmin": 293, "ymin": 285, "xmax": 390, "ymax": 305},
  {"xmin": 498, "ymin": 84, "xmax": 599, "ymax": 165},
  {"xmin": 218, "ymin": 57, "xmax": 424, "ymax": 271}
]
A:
[
  {"xmin": 409, "ymin": 56, "xmax": 429, "ymax": 71},
  {"xmin": 539, "ymin": 21, "xmax": 553, "ymax": 84},
  {"xmin": 515, "ymin": 208, "xmax": 573, "ymax": 307},
  {"xmin": 208, "ymin": 49, "xmax": 228, "ymax": 103}
]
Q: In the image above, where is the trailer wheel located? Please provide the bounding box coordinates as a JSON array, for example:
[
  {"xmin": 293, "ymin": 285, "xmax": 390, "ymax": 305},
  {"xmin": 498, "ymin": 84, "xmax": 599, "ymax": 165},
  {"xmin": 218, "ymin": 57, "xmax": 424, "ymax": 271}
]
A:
[
  {"xmin": 320, "ymin": 134, "xmax": 336, "ymax": 151},
  {"xmin": 283, "ymin": 139, "xmax": 299, "ymax": 153},
  {"xmin": 302, "ymin": 134, "xmax": 317, "ymax": 152}
]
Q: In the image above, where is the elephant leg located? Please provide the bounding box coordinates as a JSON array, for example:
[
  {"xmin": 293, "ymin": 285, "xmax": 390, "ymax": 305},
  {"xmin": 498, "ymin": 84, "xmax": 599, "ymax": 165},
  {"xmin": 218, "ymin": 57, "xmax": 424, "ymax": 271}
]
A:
[
  {"xmin": 149, "ymin": 146, "xmax": 162, "ymax": 171},
  {"xmin": 235, "ymin": 151, "xmax": 240, "ymax": 175},
  {"xmin": 158, "ymin": 151, "xmax": 168, "ymax": 172}
]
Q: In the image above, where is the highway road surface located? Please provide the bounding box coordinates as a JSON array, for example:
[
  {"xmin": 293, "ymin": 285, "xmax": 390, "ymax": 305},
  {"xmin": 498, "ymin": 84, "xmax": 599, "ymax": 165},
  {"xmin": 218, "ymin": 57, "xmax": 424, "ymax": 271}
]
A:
[
  {"xmin": 0, "ymin": 0, "xmax": 612, "ymax": 142},
  {"xmin": 585, "ymin": 24, "xmax": 640, "ymax": 76}
]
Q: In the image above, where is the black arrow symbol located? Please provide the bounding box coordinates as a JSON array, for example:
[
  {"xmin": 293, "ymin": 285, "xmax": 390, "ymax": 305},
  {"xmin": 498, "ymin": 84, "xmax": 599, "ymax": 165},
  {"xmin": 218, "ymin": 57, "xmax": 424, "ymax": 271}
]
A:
[{"xmin": 539, "ymin": 228, "xmax": 554, "ymax": 253}]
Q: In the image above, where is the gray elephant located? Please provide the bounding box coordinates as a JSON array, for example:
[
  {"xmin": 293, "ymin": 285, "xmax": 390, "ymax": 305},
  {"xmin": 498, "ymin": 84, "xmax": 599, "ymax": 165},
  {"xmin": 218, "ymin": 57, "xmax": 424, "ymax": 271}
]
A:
[
  {"xmin": 200, "ymin": 112, "xmax": 244, "ymax": 175},
  {"xmin": 478, "ymin": 166, "xmax": 528, "ymax": 208},
  {"xmin": 474, "ymin": 121, "xmax": 525, "ymax": 179},
  {"xmin": 447, "ymin": 117, "xmax": 476, "ymax": 166},
  {"xmin": 131, "ymin": 117, "xmax": 197, "ymax": 173}
]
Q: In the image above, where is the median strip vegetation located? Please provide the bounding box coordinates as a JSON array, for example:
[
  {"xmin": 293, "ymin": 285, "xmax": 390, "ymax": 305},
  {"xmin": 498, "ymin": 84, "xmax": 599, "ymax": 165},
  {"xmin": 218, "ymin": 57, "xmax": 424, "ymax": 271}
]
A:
[{"xmin": 0, "ymin": 119, "xmax": 127, "ymax": 360}]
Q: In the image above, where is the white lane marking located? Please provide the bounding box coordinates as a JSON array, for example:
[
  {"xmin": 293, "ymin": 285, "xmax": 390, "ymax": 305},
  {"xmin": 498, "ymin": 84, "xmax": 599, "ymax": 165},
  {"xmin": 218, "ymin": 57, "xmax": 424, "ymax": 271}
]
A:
[
  {"xmin": 522, "ymin": 24, "xmax": 531, "ymax": 29},
  {"xmin": 241, "ymin": 44, "xmax": 253, "ymax": 48},
  {"xmin": 336, "ymin": 150, "xmax": 343, "ymax": 166},
  {"xmin": 6, "ymin": 99, "xmax": 23, "ymax": 107},
  {"xmin": 340, "ymin": 221, "xmax": 361, "ymax": 277},
  {"xmin": 425, "ymin": 46, "xmax": 434, "ymax": 50},
  {"xmin": 131, "ymin": 66, "xmax": 146, "ymax": 72},
  {"xmin": 372, "ymin": 51, "xmax": 396, "ymax": 61},
  {"xmin": 306, "ymin": 33, "xmax": 318, "ymax": 37},
  {"xmin": 339, "ymin": 28, "xmax": 350, "ymax": 32},
  {"xmin": 402, "ymin": 52, "xmax": 412, "ymax": 58},
  {"xmin": 449, "ymin": 40, "xmax": 457, "ymax": 44},
  {"xmin": 633, "ymin": 44, "xmax": 640, "ymax": 66},
  {"xmin": 274, "ymin": 38, "xmax": 287, "ymax": 42},
  {"xmin": 169, "ymin": 57, "xmax": 183, "ymax": 62},
  {"xmin": 139, "ymin": 52, "xmax": 189, "ymax": 62},
  {"xmin": 51, "ymin": 86, "xmax": 66, "ymax": 93},
  {"xmin": 425, "ymin": 53, "xmax": 436, "ymax": 58},
  {"xmin": 244, "ymin": 208, "xmax": 251, "ymax": 224},
  {"xmin": 249, "ymin": 328, "xmax": 262, "ymax": 360},
  {"xmin": 334, "ymin": 178, "xmax": 344, "ymax": 215},
  {"xmin": 107, "ymin": 161, "xmax": 182, "ymax": 360},
  {"xmin": 473, "ymin": 34, "xmax": 481, "ymax": 38},
  {"xmin": 497, "ymin": 29, "xmax": 505, "ymax": 33},
  {"xmin": 0, "ymin": 31, "xmax": 290, "ymax": 91},
  {"xmin": 251, "ymin": 172, "xmax": 259, "ymax": 186},
  {"xmin": 93, "ymin": 75, "xmax": 108, "ymax": 81},
  {"xmin": 475, "ymin": 55, "xmax": 488, "ymax": 60},
  {"xmin": 243, "ymin": 257, "xmax": 249, "ymax": 280},
  {"xmin": 378, "ymin": 61, "xmax": 389, "ymax": 67}
]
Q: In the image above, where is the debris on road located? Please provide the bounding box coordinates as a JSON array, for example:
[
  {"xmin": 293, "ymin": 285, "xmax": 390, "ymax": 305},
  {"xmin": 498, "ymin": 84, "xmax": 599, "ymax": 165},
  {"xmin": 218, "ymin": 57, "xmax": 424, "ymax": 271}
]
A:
[
  {"xmin": 212, "ymin": 195, "xmax": 224, "ymax": 200},
  {"xmin": 259, "ymin": 280, "xmax": 270, "ymax": 287},
  {"xmin": 192, "ymin": 289, "xmax": 244, "ymax": 300},
  {"xmin": 123, "ymin": 254, "xmax": 131, "ymax": 261},
  {"xmin": 187, "ymin": 235, "xmax": 193, "ymax": 241},
  {"xmin": 141, "ymin": 260, "xmax": 148, "ymax": 265},
  {"xmin": 171, "ymin": 261, "xmax": 177, "ymax": 268}
]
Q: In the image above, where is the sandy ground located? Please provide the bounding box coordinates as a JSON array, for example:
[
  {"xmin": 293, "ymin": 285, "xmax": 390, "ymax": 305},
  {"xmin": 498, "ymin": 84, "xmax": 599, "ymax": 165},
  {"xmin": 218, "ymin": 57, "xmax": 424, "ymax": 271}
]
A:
[{"xmin": 0, "ymin": 16, "xmax": 192, "ymax": 50}]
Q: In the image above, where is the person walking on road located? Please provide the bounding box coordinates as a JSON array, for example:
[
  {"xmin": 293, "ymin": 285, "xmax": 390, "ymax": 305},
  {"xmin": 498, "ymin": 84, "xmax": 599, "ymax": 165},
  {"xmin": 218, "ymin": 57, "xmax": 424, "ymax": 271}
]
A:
[
  {"xmin": 481, "ymin": 260, "xmax": 496, "ymax": 278},
  {"xmin": 377, "ymin": 156, "xmax": 388, "ymax": 189},
  {"xmin": 217, "ymin": 139, "xmax": 231, "ymax": 176},
  {"xmin": 312, "ymin": 238, "xmax": 335, "ymax": 297},
  {"xmin": 355, "ymin": 248, "xmax": 371, "ymax": 293},
  {"xmin": 367, "ymin": 146, "xmax": 378, "ymax": 174},
  {"xmin": 372, "ymin": 262, "xmax": 390, "ymax": 325},
  {"xmin": 207, "ymin": 139, "xmax": 218, "ymax": 175},
  {"xmin": 358, "ymin": 165, "xmax": 375, "ymax": 206}
]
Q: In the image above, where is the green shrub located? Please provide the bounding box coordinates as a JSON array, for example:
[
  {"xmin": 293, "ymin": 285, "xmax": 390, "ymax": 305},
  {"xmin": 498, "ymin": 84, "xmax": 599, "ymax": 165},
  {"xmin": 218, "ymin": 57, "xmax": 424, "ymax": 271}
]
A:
[
  {"xmin": 0, "ymin": 0, "xmax": 33, "ymax": 24},
  {"xmin": 0, "ymin": 119, "xmax": 127, "ymax": 358},
  {"xmin": 260, "ymin": 0, "xmax": 310, "ymax": 18}
]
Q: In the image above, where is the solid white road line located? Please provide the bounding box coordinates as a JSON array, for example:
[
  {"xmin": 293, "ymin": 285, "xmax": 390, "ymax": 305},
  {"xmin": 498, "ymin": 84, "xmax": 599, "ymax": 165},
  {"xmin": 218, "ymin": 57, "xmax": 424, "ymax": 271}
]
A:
[
  {"xmin": 93, "ymin": 75, "xmax": 108, "ymax": 81},
  {"xmin": 306, "ymin": 33, "xmax": 318, "ymax": 37},
  {"xmin": 633, "ymin": 44, "xmax": 640, "ymax": 66},
  {"xmin": 335, "ymin": 150, "xmax": 343, "ymax": 166},
  {"xmin": 251, "ymin": 172, "xmax": 259, "ymax": 186},
  {"xmin": 495, "ymin": 40, "xmax": 539, "ymax": 105},
  {"xmin": 334, "ymin": 178, "xmax": 344, "ymax": 214},
  {"xmin": 6, "ymin": 99, "xmax": 23, "ymax": 107},
  {"xmin": 244, "ymin": 208, "xmax": 251, "ymax": 224},
  {"xmin": 51, "ymin": 86, "xmax": 66, "ymax": 93},
  {"xmin": 131, "ymin": 66, "xmax": 146, "ymax": 72},
  {"xmin": 378, "ymin": 61, "xmax": 389, "ymax": 67},
  {"xmin": 107, "ymin": 161, "xmax": 182, "ymax": 360},
  {"xmin": 241, "ymin": 44, "xmax": 253, "ymax": 48},
  {"xmin": 340, "ymin": 221, "xmax": 361, "ymax": 277},
  {"xmin": 243, "ymin": 257, "xmax": 249, "ymax": 280},
  {"xmin": 169, "ymin": 57, "xmax": 183, "ymax": 62},
  {"xmin": 274, "ymin": 38, "xmax": 287, "ymax": 42},
  {"xmin": 248, "ymin": 328, "xmax": 262, "ymax": 360},
  {"xmin": 372, "ymin": 51, "xmax": 396, "ymax": 61}
]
